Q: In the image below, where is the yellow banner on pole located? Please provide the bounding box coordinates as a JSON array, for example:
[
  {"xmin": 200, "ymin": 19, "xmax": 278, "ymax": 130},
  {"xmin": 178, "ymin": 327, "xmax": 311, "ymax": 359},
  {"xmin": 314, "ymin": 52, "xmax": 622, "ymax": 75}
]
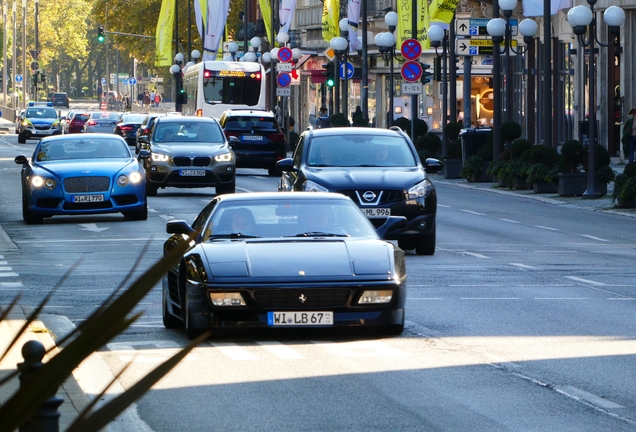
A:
[
  {"xmin": 397, "ymin": 0, "xmax": 429, "ymax": 50},
  {"xmin": 322, "ymin": 0, "xmax": 338, "ymax": 43},
  {"xmin": 155, "ymin": 0, "xmax": 175, "ymax": 67},
  {"xmin": 429, "ymin": 0, "xmax": 460, "ymax": 24},
  {"xmin": 258, "ymin": 0, "xmax": 273, "ymax": 48}
]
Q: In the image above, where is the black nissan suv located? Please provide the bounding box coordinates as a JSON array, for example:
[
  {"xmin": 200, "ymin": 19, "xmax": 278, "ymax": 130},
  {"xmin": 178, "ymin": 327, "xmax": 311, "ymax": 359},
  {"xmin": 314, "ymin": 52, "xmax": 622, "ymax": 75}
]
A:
[{"xmin": 277, "ymin": 126, "xmax": 443, "ymax": 255}]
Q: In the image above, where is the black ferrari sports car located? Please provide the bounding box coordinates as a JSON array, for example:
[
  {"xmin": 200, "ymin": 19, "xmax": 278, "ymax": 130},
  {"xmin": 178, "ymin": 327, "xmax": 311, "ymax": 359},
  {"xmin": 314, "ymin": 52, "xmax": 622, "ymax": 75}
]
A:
[{"xmin": 162, "ymin": 192, "xmax": 408, "ymax": 339}]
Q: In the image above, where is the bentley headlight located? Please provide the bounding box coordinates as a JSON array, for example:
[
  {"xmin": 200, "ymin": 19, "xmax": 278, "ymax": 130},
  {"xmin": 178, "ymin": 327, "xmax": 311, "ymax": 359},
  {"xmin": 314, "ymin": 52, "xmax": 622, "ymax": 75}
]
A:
[
  {"xmin": 151, "ymin": 153, "xmax": 170, "ymax": 162},
  {"xmin": 129, "ymin": 172, "xmax": 142, "ymax": 184},
  {"xmin": 214, "ymin": 152, "xmax": 234, "ymax": 162},
  {"xmin": 44, "ymin": 178, "xmax": 57, "ymax": 190},
  {"xmin": 117, "ymin": 175, "xmax": 129, "ymax": 187},
  {"xmin": 31, "ymin": 176, "xmax": 44, "ymax": 187},
  {"xmin": 302, "ymin": 180, "xmax": 329, "ymax": 192},
  {"xmin": 408, "ymin": 179, "xmax": 433, "ymax": 199}
]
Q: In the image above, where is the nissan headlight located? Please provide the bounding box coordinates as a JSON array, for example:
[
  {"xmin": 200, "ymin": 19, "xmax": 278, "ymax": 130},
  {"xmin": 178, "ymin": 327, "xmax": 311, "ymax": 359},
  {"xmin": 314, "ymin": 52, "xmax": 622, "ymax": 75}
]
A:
[
  {"xmin": 214, "ymin": 152, "xmax": 234, "ymax": 162},
  {"xmin": 358, "ymin": 290, "xmax": 393, "ymax": 304},
  {"xmin": 209, "ymin": 292, "xmax": 246, "ymax": 306},
  {"xmin": 302, "ymin": 180, "xmax": 329, "ymax": 192},
  {"xmin": 151, "ymin": 153, "xmax": 170, "ymax": 162},
  {"xmin": 408, "ymin": 179, "xmax": 433, "ymax": 199}
]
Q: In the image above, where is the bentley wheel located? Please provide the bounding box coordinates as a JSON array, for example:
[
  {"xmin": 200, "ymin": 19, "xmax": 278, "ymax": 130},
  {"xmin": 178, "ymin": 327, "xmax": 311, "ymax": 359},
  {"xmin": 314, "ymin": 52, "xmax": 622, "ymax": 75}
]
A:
[
  {"xmin": 123, "ymin": 202, "xmax": 148, "ymax": 220},
  {"xmin": 162, "ymin": 289, "xmax": 182, "ymax": 329},
  {"xmin": 22, "ymin": 191, "xmax": 43, "ymax": 225},
  {"xmin": 415, "ymin": 229, "xmax": 436, "ymax": 256}
]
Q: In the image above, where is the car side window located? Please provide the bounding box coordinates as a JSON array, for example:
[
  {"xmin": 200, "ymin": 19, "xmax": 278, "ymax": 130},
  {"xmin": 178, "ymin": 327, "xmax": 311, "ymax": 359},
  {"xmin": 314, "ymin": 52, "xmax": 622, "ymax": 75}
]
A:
[{"xmin": 293, "ymin": 136, "xmax": 305, "ymax": 169}]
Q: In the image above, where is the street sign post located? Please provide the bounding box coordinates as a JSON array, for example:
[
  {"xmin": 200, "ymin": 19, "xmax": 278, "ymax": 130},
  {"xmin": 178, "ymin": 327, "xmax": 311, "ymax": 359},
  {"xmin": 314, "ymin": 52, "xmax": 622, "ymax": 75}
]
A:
[
  {"xmin": 101, "ymin": 78, "xmax": 106, "ymax": 85},
  {"xmin": 129, "ymin": 77, "xmax": 137, "ymax": 85},
  {"xmin": 339, "ymin": 62, "xmax": 354, "ymax": 80},
  {"xmin": 276, "ymin": 88, "xmax": 291, "ymax": 97},
  {"xmin": 400, "ymin": 39, "xmax": 422, "ymax": 61},
  {"xmin": 455, "ymin": 38, "xmax": 517, "ymax": 56},
  {"xmin": 276, "ymin": 62, "xmax": 292, "ymax": 72},
  {"xmin": 15, "ymin": 75, "xmax": 23, "ymax": 83},
  {"xmin": 455, "ymin": 18, "xmax": 518, "ymax": 37},
  {"xmin": 277, "ymin": 47, "xmax": 293, "ymax": 63},
  {"xmin": 401, "ymin": 61, "xmax": 423, "ymax": 83},
  {"xmin": 402, "ymin": 82, "xmax": 422, "ymax": 95},
  {"xmin": 276, "ymin": 72, "xmax": 292, "ymax": 88}
]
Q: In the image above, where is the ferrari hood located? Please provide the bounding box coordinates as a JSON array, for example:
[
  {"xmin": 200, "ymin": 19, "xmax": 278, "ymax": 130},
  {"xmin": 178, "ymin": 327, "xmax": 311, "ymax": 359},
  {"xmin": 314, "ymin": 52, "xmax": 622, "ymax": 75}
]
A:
[
  {"xmin": 202, "ymin": 239, "xmax": 392, "ymax": 279},
  {"xmin": 305, "ymin": 166, "xmax": 425, "ymax": 190}
]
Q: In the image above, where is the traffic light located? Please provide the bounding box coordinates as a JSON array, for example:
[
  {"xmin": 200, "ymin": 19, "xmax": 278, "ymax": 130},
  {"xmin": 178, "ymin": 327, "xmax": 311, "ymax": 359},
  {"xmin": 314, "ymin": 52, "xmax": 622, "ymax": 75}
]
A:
[
  {"xmin": 97, "ymin": 25, "xmax": 105, "ymax": 43},
  {"xmin": 321, "ymin": 63, "xmax": 335, "ymax": 87},
  {"xmin": 421, "ymin": 63, "xmax": 433, "ymax": 84}
]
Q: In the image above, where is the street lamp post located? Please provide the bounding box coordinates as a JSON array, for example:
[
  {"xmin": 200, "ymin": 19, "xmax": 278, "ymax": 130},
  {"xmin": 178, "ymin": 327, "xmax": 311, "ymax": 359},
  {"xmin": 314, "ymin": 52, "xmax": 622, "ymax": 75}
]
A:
[
  {"xmin": 567, "ymin": 4, "xmax": 624, "ymax": 199},
  {"xmin": 376, "ymin": 11, "xmax": 398, "ymax": 128},
  {"xmin": 428, "ymin": 25, "xmax": 449, "ymax": 158},
  {"xmin": 170, "ymin": 52, "xmax": 184, "ymax": 112},
  {"xmin": 331, "ymin": 20, "xmax": 349, "ymax": 119}
]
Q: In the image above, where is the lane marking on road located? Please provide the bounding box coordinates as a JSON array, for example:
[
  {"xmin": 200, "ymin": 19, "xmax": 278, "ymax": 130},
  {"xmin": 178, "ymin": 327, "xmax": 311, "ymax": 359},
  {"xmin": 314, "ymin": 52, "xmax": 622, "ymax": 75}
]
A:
[
  {"xmin": 565, "ymin": 276, "xmax": 606, "ymax": 286},
  {"xmin": 461, "ymin": 210, "xmax": 486, "ymax": 215},
  {"xmin": 438, "ymin": 204, "xmax": 451, "ymax": 207},
  {"xmin": 0, "ymin": 282, "xmax": 22, "ymax": 288},
  {"xmin": 0, "ymin": 272, "xmax": 19, "ymax": 277},
  {"xmin": 313, "ymin": 340, "xmax": 410, "ymax": 358},
  {"xmin": 106, "ymin": 340, "xmax": 196, "ymax": 363},
  {"xmin": 148, "ymin": 208, "xmax": 158, "ymax": 213},
  {"xmin": 210, "ymin": 342, "xmax": 259, "ymax": 360},
  {"xmin": 557, "ymin": 386, "xmax": 625, "ymax": 409},
  {"xmin": 460, "ymin": 298, "xmax": 520, "ymax": 300},
  {"xmin": 450, "ymin": 284, "xmax": 503, "ymax": 287},
  {"xmin": 159, "ymin": 215, "xmax": 174, "ymax": 221},
  {"xmin": 462, "ymin": 252, "xmax": 490, "ymax": 259},
  {"xmin": 408, "ymin": 297, "xmax": 443, "ymax": 300},
  {"xmin": 535, "ymin": 298, "xmax": 590, "ymax": 300},
  {"xmin": 498, "ymin": 218, "xmax": 520, "ymax": 224},
  {"xmin": 256, "ymin": 341, "xmax": 306, "ymax": 359},
  {"xmin": 607, "ymin": 298, "xmax": 636, "ymax": 300},
  {"xmin": 534, "ymin": 225, "xmax": 559, "ymax": 231},
  {"xmin": 580, "ymin": 234, "xmax": 609, "ymax": 242},
  {"xmin": 0, "ymin": 267, "xmax": 11, "ymax": 271},
  {"xmin": 0, "ymin": 260, "xmax": 8, "ymax": 265},
  {"xmin": 16, "ymin": 238, "xmax": 162, "ymax": 244},
  {"xmin": 510, "ymin": 263, "xmax": 537, "ymax": 270},
  {"xmin": 535, "ymin": 250, "xmax": 577, "ymax": 253}
]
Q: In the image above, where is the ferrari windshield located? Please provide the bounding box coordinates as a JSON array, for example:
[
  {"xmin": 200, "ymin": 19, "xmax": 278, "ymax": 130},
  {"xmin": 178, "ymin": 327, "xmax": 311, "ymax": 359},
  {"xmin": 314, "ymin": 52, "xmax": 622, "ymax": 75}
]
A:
[
  {"xmin": 204, "ymin": 198, "xmax": 378, "ymax": 240},
  {"xmin": 36, "ymin": 137, "xmax": 131, "ymax": 161}
]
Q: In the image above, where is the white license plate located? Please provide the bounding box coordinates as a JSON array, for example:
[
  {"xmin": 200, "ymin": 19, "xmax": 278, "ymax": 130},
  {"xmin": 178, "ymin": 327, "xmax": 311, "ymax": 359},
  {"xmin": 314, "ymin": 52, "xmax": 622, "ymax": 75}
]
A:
[
  {"xmin": 242, "ymin": 135, "xmax": 263, "ymax": 141},
  {"xmin": 267, "ymin": 311, "xmax": 333, "ymax": 326},
  {"xmin": 72, "ymin": 194, "xmax": 104, "ymax": 203},
  {"xmin": 364, "ymin": 208, "xmax": 391, "ymax": 218},
  {"xmin": 180, "ymin": 170, "xmax": 206, "ymax": 176}
]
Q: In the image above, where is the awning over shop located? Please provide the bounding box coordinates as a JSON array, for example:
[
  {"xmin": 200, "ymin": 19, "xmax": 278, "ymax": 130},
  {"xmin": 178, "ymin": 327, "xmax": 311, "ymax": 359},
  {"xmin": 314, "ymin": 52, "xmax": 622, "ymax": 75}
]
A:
[{"xmin": 309, "ymin": 70, "xmax": 326, "ymax": 84}]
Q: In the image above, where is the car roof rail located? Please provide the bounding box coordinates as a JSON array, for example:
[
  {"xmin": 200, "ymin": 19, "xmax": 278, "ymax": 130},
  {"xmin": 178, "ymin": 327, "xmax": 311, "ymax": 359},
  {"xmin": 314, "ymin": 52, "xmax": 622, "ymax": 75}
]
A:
[{"xmin": 389, "ymin": 126, "xmax": 402, "ymax": 133}]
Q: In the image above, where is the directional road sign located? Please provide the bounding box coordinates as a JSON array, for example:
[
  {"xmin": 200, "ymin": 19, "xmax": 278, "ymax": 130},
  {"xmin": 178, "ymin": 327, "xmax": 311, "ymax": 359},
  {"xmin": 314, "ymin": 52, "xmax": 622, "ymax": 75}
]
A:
[
  {"xmin": 277, "ymin": 72, "xmax": 292, "ymax": 88},
  {"xmin": 277, "ymin": 47, "xmax": 293, "ymax": 63},
  {"xmin": 400, "ymin": 39, "xmax": 422, "ymax": 61},
  {"xmin": 101, "ymin": 78, "xmax": 107, "ymax": 85},
  {"xmin": 129, "ymin": 77, "xmax": 137, "ymax": 85},
  {"xmin": 455, "ymin": 38, "xmax": 517, "ymax": 56},
  {"xmin": 15, "ymin": 75, "xmax": 22, "ymax": 83},
  {"xmin": 339, "ymin": 61, "xmax": 354, "ymax": 80},
  {"xmin": 401, "ymin": 61, "xmax": 423, "ymax": 83},
  {"xmin": 455, "ymin": 18, "xmax": 518, "ymax": 37}
]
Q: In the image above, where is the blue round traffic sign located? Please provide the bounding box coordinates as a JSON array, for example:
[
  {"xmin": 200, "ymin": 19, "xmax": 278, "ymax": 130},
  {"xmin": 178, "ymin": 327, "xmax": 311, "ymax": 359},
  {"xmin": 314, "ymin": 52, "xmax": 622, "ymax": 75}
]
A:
[
  {"xmin": 339, "ymin": 62, "xmax": 354, "ymax": 80},
  {"xmin": 276, "ymin": 72, "xmax": 292, "ymax": 88},
  {"xmin": 401, "ymin": 61, "xmax": 423, "ymax": 83},
  {"xmin": 129, "ymin": 77, "xmax": 137, "ymax": 85},
  {"xmin": 401, "ymin": 39, "xmax": 422, "ymax": 61},
  {"xmin": 15, "ymin": 75, "xmax": 23, "ymax": 83},
  {"xmin": 277, "ymin": 47, "xmax": 293, "ymax": 63},
  {"xmin": 101, "ymin": 78, "xmax": 106, "ymax": 85}
]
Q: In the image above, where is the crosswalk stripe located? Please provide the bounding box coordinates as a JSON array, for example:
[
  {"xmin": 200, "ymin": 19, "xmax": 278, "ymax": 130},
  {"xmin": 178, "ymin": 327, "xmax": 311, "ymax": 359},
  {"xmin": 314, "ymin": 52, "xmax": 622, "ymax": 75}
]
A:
[
  {"xmin": 256, "ymin": 341, "xmax": 306, "ymax": 359},
  {"xmin": 211, "ymin": 342, "xmax": 259, "ymax": 360}
]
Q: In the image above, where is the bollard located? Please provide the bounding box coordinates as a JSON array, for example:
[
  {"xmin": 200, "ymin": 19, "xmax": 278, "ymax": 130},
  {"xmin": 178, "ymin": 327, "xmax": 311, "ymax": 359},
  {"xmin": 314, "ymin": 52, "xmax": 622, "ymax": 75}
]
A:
[{"xmin": 18, "ymin": 340, "xmax": 64, "ymax": 432}]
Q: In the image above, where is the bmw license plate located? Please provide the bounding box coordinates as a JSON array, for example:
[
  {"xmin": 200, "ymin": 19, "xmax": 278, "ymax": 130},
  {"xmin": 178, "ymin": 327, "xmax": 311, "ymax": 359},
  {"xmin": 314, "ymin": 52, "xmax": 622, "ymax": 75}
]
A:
[
  {"xmin": 267, "ymin": 311, "xmax": 333, "ymax": 326},
  {"xmin": 364, "ymin": 208, "xmax": 391, "ymax": 218},
  {"xmin": 72, "ymin": 195, "xmax": 104, "ymax": 203},
  {"xmin": 242, "ymin": 135, "xmax": 263, "ymax": 141},
  {"xmin": 180, "ymin": 170, "xmax": 205, "ymax": 176}
]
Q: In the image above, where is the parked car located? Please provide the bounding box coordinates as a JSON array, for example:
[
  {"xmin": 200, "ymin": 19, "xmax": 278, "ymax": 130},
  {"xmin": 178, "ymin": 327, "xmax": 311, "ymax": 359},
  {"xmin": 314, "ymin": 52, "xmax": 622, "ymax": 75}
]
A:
[
  {"xmin": 162, "ymin": 192, "xmax": 407, "ymax": 339},
  {"xmin": 138, "ymin": 116, "xmax": 236, "ymax": 196},
  {"xmin": 135, "ymin": 114, "xmax": 163, "ymax": 153},
  {"xmin": 17, "ymin": 102, "xmax": 63, "ymax": 143},
  {"xmin": 218, "ymin": 109, "xmax": 287, "ymax": 176},
  {"xmin": 65, "ymin": 111, "xmax": 90, "ymax": 134},
  {"xmin": 277, "ymin": 126, "xmax": 444, "ymax": 255},
  {"xmin": 50, "ymin": 92, "xmax": 70, "ymax": 108},
  {"xmin": 84, "ymin": 111, "xmax": 121, "ymax": 134},
  {"xmin": 14, "ymin": 134, "xmax": 150, "ymax": 224},
  {"xmin": 115, "ymin": 113, "xmax": 147, "ymax": 146}
]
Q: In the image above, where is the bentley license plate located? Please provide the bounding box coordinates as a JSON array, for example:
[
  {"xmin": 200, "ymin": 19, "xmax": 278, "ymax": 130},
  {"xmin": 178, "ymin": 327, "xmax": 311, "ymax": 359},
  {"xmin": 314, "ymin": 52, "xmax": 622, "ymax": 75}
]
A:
[
  {"xmin": 72, "ymin": 194, "xmax": 104, "ymax": 203},
  {"xmin": 267, "ymin": 311, "xmax": 333, "ymax": 326},
  {"xmin": 364, "ymin": 208, "xmax": 391, "ymax": 218},
  {"xmin": 180, "ymin": 170, "xmax": 205, "ymax": 176}
]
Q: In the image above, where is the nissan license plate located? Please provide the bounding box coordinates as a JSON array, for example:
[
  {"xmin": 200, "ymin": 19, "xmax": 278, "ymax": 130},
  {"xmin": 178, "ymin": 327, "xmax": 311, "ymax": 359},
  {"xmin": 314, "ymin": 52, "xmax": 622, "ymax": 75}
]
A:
[
  {"xmin": 180, "ymin": 170, "xmax": 205, "ymax": 176},
  {"xmin": 242, "ymin": 135, "xmax": 263, "ymax": 141},
  {"xmin": 267, "ymin": 311, "xmax": 333, "ymax": 326},
  {"xmin": 72, "ymin": 195, "xmax": 104, "ymax": 203},
  {"xmin": 364, "ymin": 208, "xmax": 391, "ymax": 218}
]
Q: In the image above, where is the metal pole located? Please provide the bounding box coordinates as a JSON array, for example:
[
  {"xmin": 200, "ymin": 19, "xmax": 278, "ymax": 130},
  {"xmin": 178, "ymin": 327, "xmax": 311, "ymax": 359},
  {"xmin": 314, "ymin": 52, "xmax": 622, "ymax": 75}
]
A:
[
  {"xmin": 342, "ymin": 51, "xmax": 348, "ymax": 117},
  {"xmin": 361, "ymin": 0, "xmax": 368, "ymax": 123},
  {"xmin": 269, "ymin": 0, "xmax": 275, "ymax": 112},
  {"xmin": 442, "ymin": 32, "xmax": 448, "ymax": 152},
  {"xmin": 505, "ymin": 17, "xmax": 512, "ymax": 121},
  {"xmin": 389, "ymin": 46, "xmax": 394, "ymax": 127},
  {"xmin": 3, "ymin": 3, "xmax": 8, "ymax": 106},
  {"xmin": 334, "ymin": 56, "xmax": 340, "ymax": 115},
  {"xmin": 527, "ymin": 41, "xmax": 536, "ymax": 144},
  {"xmin": 463, "ymin": 54, "xmax": 471, "ymax": 128},
  {"xmin": 492, "ymin": 0, "xmax": 502, "ymax": 160},
  {"xmin": 582, "ymin": 7, "xmax": 599, "ymax": 198},
  {"xmin": 188, "ymin": 0, "xmax": 192, "ymax": 60},
  {"xmin": 243, "ymin": 0, "xmax": 247, "ymax": 60},
  {"xmin": 105, "ymin": 5, "xmax": 109, "ymax": 93},
  {"xmin": 21, "ymin": 0, "xmax": 26, "ymax": 108},
  {"xmin": 449, "ymin": 15, "xmax": 457, "ymax": 124},
  {"xmin": 411, "ymin": 0, "xmax": 417, "ymax": 139},
  {"xmin": 542, "ymin": 0, "xmax": 552, "ymax": 148},
  {"xmin": 34, "ymin": 0, "xmax": 39, "ymax": 100},
  {"xmin": 12, "ymin": 0, "xmax": 16, "ymax": 109}
]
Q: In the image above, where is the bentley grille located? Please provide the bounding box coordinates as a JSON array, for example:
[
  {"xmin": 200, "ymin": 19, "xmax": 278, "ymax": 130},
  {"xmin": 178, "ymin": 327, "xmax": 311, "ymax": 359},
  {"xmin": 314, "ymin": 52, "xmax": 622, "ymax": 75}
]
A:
[{"xmin": 63, "ymin": 176, "xmax": 110, "ymax": 193}]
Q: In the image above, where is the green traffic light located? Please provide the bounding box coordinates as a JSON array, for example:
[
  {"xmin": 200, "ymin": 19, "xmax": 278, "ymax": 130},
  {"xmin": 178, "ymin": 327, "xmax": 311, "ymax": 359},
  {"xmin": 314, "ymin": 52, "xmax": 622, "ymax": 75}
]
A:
[
  {"xmin": 326, "ymin": 78, "xmax": 334, "ymax": 87},
  {"xmin": 98, "ymin": 35, "xmax": 105, "ymax": 43}
]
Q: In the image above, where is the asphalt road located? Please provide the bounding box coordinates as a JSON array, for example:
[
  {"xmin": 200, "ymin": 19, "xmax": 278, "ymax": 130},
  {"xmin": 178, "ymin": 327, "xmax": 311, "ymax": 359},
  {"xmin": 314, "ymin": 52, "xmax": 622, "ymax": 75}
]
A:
[{"xmin": 1, "ymin": 131, "xmax": 636, "ymax": 431}]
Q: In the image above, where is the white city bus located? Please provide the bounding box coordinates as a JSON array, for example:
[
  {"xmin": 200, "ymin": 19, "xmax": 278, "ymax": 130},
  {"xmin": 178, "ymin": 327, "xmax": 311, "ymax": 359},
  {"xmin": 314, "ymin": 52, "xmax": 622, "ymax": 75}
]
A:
[{"xmin": 182, "ymin": 61, "xmax": 267, "ymax": 119}]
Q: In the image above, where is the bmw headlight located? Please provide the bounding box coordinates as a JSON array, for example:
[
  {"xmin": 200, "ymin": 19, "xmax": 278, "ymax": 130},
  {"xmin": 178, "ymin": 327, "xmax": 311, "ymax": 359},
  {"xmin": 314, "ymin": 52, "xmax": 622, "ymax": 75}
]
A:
[
  {"xmin": 31, "ymin": 176, "xmax": 56, "ymax": 190},
  {"xmin": 214, "ymin": 152, "xmax": 234, "ymax": 162},
  {"xmin": 151, "ymin": 153, "xmax": 170, "ymax": 162},
  {"xmin": 408, "ymin": 179, "xmax": 433, "ymax": 199},
  {"xmin": 302, "ymin": 180, "xmax": 328, "ymax": 192}
]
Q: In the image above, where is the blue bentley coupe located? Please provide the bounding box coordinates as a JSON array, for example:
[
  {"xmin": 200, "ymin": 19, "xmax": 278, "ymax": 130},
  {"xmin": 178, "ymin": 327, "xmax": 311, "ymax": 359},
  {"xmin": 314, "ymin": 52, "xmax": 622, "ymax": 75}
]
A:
[{"xmin": 15, "ymin": 134, "xmax": 150, "ymax": 224}]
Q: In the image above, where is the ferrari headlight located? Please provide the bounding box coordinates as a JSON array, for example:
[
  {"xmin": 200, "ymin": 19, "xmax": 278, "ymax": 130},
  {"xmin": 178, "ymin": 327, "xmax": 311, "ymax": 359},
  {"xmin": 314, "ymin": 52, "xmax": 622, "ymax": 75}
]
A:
[
  {"xmin": 302, "ymin": 180, "xmax": 329, "ymax": 192},
  {"xmin": 209, "ymin": 292, "xmax": 246, "ymax": 306},
  {"xmin": 116, "ymin": 175, "xmax": 129, "ymax": 187},
  {"xmin": 358, "ymin": 290, "xmax": 393, "ymax": 304},
  {"xmin": 214, "ymin": 152, "xmax": 234, "ymax": 162},
  {"xmin": 408, "ymin": 179, "xmax": 433, "ymax": 199},
  {"xmin": 129, "ymin": 172, "xmax": 142, "ymax": 184},
  {"xmin": 151, "ymin": 153, "xmax": 170, "ymax": 162}
]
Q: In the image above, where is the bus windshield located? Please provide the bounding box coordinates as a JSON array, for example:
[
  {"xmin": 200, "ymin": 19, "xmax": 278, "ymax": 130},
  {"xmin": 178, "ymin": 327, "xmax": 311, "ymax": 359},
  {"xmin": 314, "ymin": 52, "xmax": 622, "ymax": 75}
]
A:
[{"xmin": 203, "ymin": 74, "xmax": 262, "ymax": 107}]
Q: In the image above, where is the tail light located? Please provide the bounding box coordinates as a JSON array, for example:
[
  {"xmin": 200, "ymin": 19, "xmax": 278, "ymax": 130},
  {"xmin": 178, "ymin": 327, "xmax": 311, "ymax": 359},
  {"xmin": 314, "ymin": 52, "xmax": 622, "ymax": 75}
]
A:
[
  {"xmin": 196, "ymin": 109, "xmax": 203, "ymax": 117},
  {"xmin": 224, "ymin": 131, "xmax": 239, "ymax": 139},
  {"xmin": 87, "ymin": 120, "xmax": 97, "ymax": 126},
  {"xmin": 267, "ymin": 132, "xmax": 286, "ymax": 141},
  {"xmin": 120, "ymin": 125, "xmax": 134, "ymax": 131}
]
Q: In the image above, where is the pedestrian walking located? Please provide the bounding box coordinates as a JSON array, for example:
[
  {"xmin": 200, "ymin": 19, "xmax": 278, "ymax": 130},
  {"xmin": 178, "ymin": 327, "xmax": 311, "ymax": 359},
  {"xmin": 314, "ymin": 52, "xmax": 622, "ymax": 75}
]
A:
[
  {"xmin": 352, "ymin": 106, "xmax": 363, "ymax": 123},
  {"xmin": 142, "ymin": 91, "xmax": 151, "ymax": 109},
  {"xmin": 315, "ymin": 107, "xmax": 331, "ymax": 129},
  {"xmin": 154, "ymin": 93, "xmax": 162, "ymax": 108},
  {"xmin": 621, "ymin": 108, "xmax": 636, "ymax": 163}
]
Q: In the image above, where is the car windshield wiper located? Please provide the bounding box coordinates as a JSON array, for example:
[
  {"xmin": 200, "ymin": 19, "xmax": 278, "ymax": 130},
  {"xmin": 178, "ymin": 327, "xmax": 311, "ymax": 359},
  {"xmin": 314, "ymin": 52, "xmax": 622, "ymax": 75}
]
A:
[
  {"xmin": 289, "ymin": 232, "xmax": 349, "ymax": 237},
  {"xmin": 209, "ymin": 233, "xmax": 260, "ymax": 239}
]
